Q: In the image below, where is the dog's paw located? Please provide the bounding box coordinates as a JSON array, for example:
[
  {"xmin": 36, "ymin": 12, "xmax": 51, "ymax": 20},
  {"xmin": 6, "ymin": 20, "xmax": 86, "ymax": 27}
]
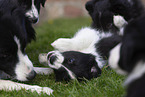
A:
[
  {"xmin": 51, "ymin": 38, "xmax": 73, "ymax": 51},
  {"xmin": 113, "ymin": 15, "xmax": 127, "ymax": 28},
  {"xmin": 39, "ymin": 53, "xmax": 48, "ymax": 66},
  {"xmin": 26, "ymin": 85, "xmax": 53, "ymax": 95}
]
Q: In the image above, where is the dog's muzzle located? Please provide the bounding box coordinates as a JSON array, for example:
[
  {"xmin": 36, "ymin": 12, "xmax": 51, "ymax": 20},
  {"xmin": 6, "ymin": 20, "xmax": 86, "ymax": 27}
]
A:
[{"xmin": 26, "ymin": 70, "xmax": 36, "ymax": 80}]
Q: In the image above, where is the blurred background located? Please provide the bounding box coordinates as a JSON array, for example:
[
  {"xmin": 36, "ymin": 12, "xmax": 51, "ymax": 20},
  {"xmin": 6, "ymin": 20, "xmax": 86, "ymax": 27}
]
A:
[{"xmin": 38, "ymin": 0, "xmax": 145, "ymax": 23}]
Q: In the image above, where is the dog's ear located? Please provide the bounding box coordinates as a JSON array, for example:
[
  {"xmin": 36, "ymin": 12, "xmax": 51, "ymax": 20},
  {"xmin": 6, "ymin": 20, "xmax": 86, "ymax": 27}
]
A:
[
  {"xmin": 85, "ymin": 1, "xmax": 94, "ymax": 13},
  {"xmin": 41, "ymin": 0, "xmax": 46, "ymax": 7},
  {"xmin": 90, "ymin": 62, "xmax": 101, "ymax": 78}
]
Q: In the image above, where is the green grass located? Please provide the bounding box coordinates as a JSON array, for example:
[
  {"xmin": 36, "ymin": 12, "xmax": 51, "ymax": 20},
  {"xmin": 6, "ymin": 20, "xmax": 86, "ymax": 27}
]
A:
[{"xmin": 1, "ymin": 17, "xmax": 126, "ymax": 97}]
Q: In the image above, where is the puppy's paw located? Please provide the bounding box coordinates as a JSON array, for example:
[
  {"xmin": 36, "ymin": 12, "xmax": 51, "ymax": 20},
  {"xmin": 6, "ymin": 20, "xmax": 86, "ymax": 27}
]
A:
[
  {"xmin": 113, "ymin": 15, "xmax": 127, "ymax": 28},
  {"xmin": 51, "ymin": 38, "xmax": 73, "ymax": 51},
  {"xmin": 26, "ymin": 85, "xmax": 53, "ymax": 95},
  {"xmin": 39, "ymin": 53, "xmax": 48, "ymax": 66}
]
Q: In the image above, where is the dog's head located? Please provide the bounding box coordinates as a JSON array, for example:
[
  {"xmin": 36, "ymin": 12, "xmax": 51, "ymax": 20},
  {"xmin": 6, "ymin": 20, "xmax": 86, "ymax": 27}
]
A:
[
  {"xmin": 19, "ymin": 0, "xmax": 46, "ymax": 23},
  {"xmin": 85, "ymin": 0, "xmax": 144, "ymax": 32},
  {"xmin": 0, "ymin": 35, "xmax": 36, "ymax": 81},
  {"xmin": 47, "ymin": 51, "xmax": 101, "ymax": 82},
  {"xmin": 109, "ymin": 14, "xmax": 145, "ymax": 76},
  {"xmin": 0, "ymin": 1, "xmax": 36, "ymax": 81}
]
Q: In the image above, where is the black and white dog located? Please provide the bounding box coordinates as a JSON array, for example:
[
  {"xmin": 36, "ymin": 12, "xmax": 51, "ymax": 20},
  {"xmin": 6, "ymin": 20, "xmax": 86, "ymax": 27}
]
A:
[
  {"xmin": 0, "ymin": 0, "xmax": 53, "ymax": 95},
  {"xmin": 19, "ymin": 0, "xmax": 46, "ymax": 23},
  {"xmin": 85, "ymin": 0, "xmax": 144, "ymax": 33},
  {"xmin": 39, "ymin": 16, "xmax": 125, "ymax": 81},
  {"xmin": 109, "ymin": 14, "xmax": 145, "ymax": 97}
]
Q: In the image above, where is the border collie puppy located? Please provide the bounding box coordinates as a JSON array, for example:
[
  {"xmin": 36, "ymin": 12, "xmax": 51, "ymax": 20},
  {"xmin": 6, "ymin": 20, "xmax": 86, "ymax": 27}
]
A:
[
  {"xmin": 39, "ymin": 16, "xmax": 124, "ymax": 81},
  {"xmin": 19, "ymin": 0, "xmax": 46, "ymax": 23},
  {"xmin": 109, "ymin": 14, "xmax": 145, "ymax": 97},
  {"xmin": 0, "ymin": 0, "xmax": 53, "ymax": 95},
  {"xmin": 85, "ymin": 0, "xmax": 144, "ymax": 33}
]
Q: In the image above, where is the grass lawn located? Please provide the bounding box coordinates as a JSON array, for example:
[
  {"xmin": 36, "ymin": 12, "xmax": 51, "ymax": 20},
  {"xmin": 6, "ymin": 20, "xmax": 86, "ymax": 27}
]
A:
[{"xmin": 1, "ymin": 17, "xmax": 126, "ymax": 97}]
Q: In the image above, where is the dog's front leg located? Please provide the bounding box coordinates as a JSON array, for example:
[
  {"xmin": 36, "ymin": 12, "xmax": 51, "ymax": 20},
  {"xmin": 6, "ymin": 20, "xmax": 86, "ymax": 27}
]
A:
[
  {"xmin": 34, "ymin": 67, "xmax": 54, "ymax": 75},
  {"xmin": 0, "ymin": 80, "xmax": 53, "ymax": 95}
]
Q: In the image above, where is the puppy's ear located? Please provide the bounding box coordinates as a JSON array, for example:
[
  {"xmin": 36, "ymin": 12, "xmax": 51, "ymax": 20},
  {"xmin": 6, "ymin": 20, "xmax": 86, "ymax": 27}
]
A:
[
  {"xmin": 41, "ymin": 0, "xmax": 46, "ymax": 7},
  {"xmin": 85, "ymin": 1, "xmax": 94, "ymax": 12},
  {"xmin": 90, "ymin": 64, "xmax": 101, "ymax": 78}
]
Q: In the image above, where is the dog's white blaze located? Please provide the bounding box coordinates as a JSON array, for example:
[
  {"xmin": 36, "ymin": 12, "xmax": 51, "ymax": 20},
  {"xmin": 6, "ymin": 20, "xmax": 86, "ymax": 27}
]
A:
[
  {"xmin": 124, "ymin": 61, "xmax": 145, "ymax": 85},
  {"xmin": 25, "ymin": 0, "xmax": 39, "ymax": 21},
  {"xmin": 61, "ymin": 65, "xmax": 76, "ymax": 79},
  {"xmin": 14, "ymin": 36, "xmax": 34, "ymax": 81},
  {"xmin": 109, "ymin": 43, "xmax": 127, "ymax": 75}
]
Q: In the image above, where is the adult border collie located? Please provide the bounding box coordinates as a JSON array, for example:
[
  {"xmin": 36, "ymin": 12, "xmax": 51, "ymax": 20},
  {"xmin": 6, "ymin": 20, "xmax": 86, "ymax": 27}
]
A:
[
  {"xmin": 19, "ymin": 0, "xmax": 46, "ymax": 24},
  {"xmin": 85, "ymin": 0, "xmax": 144, "ymax": 33},
  {"xmin": 39, "ymin": 16, "xmax": 125, "ymax": 81},
  {"xmin": 109, "ymin": 14, "xmax": 145, "ymax": 97},
  {"xmin": 0, "ymin": 0, "xmax": 53, "ymax": 95}
]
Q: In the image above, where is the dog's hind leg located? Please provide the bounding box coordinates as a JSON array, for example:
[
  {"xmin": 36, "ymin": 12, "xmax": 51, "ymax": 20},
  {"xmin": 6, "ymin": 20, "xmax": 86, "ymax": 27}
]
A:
[
  {"xmin": 52, "ymin": 27, "xmax": 99, "ymax": 52},
  {"xmin": 0, "ymin": 80, "xmax": 53, "ymax": 95}
]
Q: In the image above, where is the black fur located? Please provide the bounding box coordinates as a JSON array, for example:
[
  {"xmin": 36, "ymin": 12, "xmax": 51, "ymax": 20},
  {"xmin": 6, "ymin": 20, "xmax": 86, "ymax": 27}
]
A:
[
  {"xmin": 109, "ymin": 14, "xmax": 145, "ymax": 97},
  {"xmin": 0, "ymin": 0, "xmax": 35, "ymax": 78},
  {"xmin": 96, "ymin": 35, "xmax": 122, "ymax": 59},
  {"xmin": 85, "ymin": 0, "xmax": 144, "ymax": 32}
]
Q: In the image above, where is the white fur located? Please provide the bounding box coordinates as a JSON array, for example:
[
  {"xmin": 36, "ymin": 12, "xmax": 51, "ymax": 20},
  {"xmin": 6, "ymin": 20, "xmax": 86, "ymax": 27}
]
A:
[
  {"xmin": 109, "ymin": 43, "xmax": 127, "ymax": 75},
  {"xmin": 51, "ymin": 27, "xmax": 113, "ymax": 68},
  {"xmin": 39, "ymin": 53, "xmax": 48, "ymax": 66},
  {"xmin": 113, "ymin": 15, "xmax": 127, "ymax": 36},
  {"xmin": 124, "ymin": 61, "xmax": 145, "ymax": 85},
  {"xmin": 25, "ymin": 0, "xmax": 39, "ymax": 23},
  {"xmin": 34, "ymin": 67, "xmax": 54, "ymax": 75},
  {"xmin": 14, "ymin": 36, "xmax": 34, "ymax": 81},
  {"xmin": 113, "ymin": 15, "xmax": 127, "ymax": 29},
  {"xmin": 47, "ymin": 51, "xmax": 64, "ymax": 69},
  {"xmin": 0, "ymin": 80, "xmax": 53, "ymax": 95}
]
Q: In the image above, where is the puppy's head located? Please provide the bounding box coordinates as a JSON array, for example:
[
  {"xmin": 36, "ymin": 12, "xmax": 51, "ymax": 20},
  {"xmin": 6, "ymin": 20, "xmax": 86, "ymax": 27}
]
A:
[
  {"xmin": 85, "ymin": 0, "xmax": 144, "ymax": 32},
  {"xmin": 47, "ymin": 51, "xmax": 101, "ymax": 82},
  {"xmin": 19, "ymin": 0, "xmax": 46, "ymax": 23},
  {"xmin": 109, "ymin": 14, "xmax": 145, "ymax": 75}
]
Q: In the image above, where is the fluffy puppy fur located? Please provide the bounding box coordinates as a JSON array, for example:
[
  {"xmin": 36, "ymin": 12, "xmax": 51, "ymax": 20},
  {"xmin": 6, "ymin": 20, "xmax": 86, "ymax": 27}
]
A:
[
  {"xmin": 0, "ymin": 0, "xmax": 53, "ymax": 95},
  {"xmin": 39, "ymin": 16, "xmax": 124, "ymax": 81},
  {"xmin": 109, "ymin": 14, "xmax": 145, "ymax": 97},
  {"xmin": 85, "ymin": 0, "xmax": 144, "ymax": 33}
]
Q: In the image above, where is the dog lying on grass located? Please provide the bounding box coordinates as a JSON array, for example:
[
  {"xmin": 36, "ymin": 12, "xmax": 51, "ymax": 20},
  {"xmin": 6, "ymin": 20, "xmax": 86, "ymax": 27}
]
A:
[{"xmin": 39, "ymin": 15, "xmax": 126, "ymax": 81}]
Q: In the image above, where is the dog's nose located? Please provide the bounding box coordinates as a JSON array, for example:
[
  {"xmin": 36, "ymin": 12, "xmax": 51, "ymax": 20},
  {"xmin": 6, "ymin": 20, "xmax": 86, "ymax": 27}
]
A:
[
  {"xmin": 29, "ymin": 18, "xmax": 39, "ymax": 24},
  {"xmin": 26, "ymin": 70, "xmax": 36, "ymax": 80}
]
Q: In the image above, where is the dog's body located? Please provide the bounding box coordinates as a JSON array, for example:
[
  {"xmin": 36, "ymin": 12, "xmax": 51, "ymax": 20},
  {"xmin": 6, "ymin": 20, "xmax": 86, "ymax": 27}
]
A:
[
  {"xmin": 47, "ymin": 28, "xmax": 121, "ymax": 81},
  {"xmin": 109, "ymin": 14, "xmax": 145, "ymax": 97},
  {"xmin": 39, "ymin": 16, "xmax": 124, "ymax": 81},
  {"xmin": 0, "ymin": 0, "xmax": 53, "ymax": 95},
  {"xmin": 85, "ymin": 0, "xmax": 144, "ymax": 33}
]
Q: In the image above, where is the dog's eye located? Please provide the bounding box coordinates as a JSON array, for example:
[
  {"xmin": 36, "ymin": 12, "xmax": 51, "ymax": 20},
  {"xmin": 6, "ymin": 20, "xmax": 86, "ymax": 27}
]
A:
[{"xmin": 68, "ymin": 59, "xmax": 75, "ymax": 64}]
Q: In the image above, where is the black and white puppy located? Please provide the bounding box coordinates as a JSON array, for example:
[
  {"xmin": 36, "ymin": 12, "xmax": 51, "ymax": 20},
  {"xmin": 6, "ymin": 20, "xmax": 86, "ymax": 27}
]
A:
[
  {"xmin": 19, "ymin": 0, "xmax": 46, "ymax": 23},
  {"xmin": 0, "ymin": 0, "xmax": 53, "ymax": 95},
  {"xmin": 85, "ymin": 0, "xmax": 144, "ymax": 33},
  {"xmin": 109, "ymin": 14, "xmax": 145, "ymax": 97},
  {"xmin": 39, "ymin": 16, "xmax": 124, "ymax": 81}
]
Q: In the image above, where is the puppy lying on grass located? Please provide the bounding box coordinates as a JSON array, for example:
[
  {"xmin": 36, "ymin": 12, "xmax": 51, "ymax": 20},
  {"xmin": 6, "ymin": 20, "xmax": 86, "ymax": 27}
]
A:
[{"xmin": 39, "ymin": 15, "xmax": 126, "ymax": 82}]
